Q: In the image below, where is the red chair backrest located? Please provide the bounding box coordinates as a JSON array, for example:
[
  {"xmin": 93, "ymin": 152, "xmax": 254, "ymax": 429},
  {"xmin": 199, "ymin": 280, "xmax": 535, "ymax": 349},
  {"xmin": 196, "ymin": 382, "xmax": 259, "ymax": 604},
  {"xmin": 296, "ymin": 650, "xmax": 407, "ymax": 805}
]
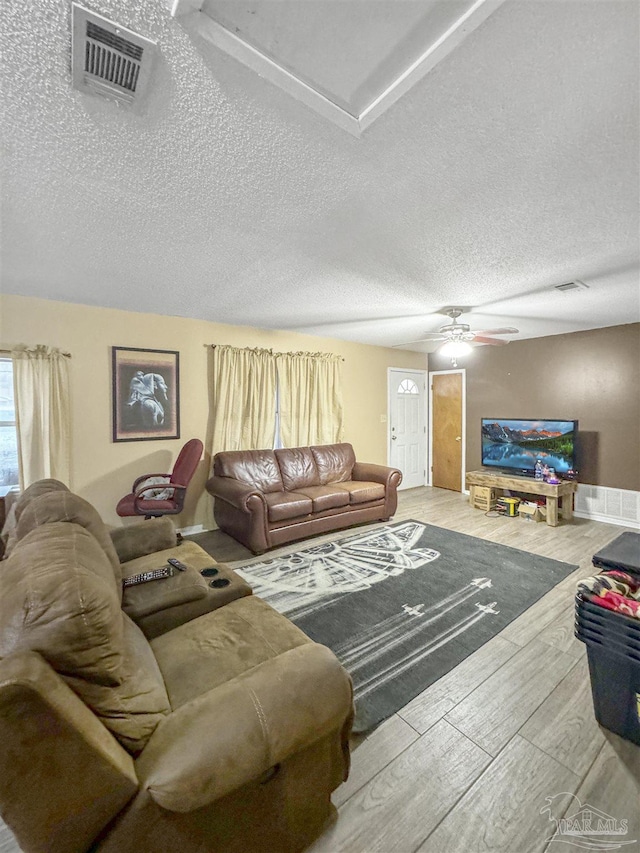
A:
[{"xmin": 170, "ymin": 439, "xmax": 203, "ymax": 486}]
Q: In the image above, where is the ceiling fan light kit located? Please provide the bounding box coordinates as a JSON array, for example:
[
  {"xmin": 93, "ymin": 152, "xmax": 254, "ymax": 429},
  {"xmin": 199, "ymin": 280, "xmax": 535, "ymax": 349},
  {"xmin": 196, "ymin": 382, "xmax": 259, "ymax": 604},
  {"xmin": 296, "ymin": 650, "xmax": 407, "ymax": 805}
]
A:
[{"xmin": 438, "ymin": 340, "xmax": 473, "ymax": 358}]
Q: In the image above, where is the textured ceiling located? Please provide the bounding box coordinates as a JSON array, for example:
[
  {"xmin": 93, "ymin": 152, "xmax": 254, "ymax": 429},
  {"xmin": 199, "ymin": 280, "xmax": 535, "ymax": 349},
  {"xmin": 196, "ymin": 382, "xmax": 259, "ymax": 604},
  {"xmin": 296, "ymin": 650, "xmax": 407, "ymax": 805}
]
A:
[{"xmin": 1, "ymin": 0, "xmax": 639, "ymax": 351}]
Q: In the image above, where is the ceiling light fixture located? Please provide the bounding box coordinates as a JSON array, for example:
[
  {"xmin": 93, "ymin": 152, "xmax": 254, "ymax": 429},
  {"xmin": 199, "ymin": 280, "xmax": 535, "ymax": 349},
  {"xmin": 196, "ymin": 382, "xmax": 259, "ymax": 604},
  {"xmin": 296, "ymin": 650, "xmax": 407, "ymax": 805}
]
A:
[{"xmin": 438, "ymin": 339, "xmax": 473, "ymax": 367}]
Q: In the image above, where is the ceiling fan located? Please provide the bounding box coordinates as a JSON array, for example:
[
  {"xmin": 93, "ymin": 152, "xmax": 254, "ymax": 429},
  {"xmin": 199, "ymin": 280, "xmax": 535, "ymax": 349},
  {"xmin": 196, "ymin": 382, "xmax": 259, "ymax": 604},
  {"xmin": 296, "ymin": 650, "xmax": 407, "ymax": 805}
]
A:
[
  {"xmin": 395, "ymin": 306, "xmax": 519, "ymax": 348},
  {"xmin": 393, "ymin": 307, "xmax": 519, "ymax": 366}
]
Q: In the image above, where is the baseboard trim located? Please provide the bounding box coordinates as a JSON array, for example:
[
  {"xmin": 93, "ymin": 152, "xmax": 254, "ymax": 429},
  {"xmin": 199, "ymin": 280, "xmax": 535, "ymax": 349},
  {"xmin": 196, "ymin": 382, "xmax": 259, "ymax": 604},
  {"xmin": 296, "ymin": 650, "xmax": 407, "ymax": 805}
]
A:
[
  {"xmin": 177, "ymin": 523, "xmax": 205, "ymax": 535},
  {"xmin": 573, "ymin": 510, "xmax": 640, "ymax": 530}
]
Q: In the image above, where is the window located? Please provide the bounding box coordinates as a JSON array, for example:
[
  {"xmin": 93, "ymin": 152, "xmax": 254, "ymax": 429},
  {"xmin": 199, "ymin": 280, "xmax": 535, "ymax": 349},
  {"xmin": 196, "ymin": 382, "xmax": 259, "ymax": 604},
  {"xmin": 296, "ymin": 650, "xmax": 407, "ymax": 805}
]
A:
[
  {"xmin": 0, "ymin": 358, "xmax": 19, "ymax": 494},
  {"xmin": 273, "ymin": 382, "xmax": 283, "ymax": 449},
  {"xmin": 398, "ymin": 379, "xmax": 419, "ymax": 395}
]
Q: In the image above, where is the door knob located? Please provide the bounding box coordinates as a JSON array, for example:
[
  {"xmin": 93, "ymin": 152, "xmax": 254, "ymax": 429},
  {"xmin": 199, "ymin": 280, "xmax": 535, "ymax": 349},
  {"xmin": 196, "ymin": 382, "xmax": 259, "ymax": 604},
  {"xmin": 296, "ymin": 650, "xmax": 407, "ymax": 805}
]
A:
[{"xmin": 455, "ymin": 436, "xmax": 461, "ymax": 442}]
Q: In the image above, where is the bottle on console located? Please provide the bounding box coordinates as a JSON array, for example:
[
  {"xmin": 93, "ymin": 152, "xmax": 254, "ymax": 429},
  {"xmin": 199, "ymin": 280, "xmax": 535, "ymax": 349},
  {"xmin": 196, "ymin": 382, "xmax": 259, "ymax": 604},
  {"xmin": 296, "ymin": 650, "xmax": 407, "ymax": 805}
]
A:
[{"xmin": 534, "ymin": 459, "xmax": 543, "ymax": 481}]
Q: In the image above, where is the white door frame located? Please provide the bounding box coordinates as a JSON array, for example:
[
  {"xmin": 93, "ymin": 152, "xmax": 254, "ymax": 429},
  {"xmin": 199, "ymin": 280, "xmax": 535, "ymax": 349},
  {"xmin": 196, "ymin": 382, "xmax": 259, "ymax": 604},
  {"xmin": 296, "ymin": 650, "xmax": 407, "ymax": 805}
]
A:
[
  {"xmin": 428, "ymin": 368, "xmax": 467, "ymax": 491},
  {"xmin": 387, "ymin": 367, "xmax": 428, "ymax": 486}
]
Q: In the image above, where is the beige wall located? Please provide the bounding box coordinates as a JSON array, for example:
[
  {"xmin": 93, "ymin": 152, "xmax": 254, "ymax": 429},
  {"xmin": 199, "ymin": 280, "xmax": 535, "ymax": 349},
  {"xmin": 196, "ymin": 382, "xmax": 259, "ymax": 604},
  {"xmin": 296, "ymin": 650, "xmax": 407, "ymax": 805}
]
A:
[
  {"xmin": 1, "ymin": 294, "xmax": 425, "ymax": 528},
  {"xmin": 428, "ymin": 323, "xmax": 640, "ymax": 491}
]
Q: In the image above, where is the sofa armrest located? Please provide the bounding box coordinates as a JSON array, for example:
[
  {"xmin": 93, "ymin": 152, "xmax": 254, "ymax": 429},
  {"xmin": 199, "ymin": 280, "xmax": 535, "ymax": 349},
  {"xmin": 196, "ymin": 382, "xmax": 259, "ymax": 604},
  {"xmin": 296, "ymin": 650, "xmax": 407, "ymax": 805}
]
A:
[
  {"xmin": 136, "ymin": 643, "xmax": 353, "ymax": 812},
  {"xmin": 119, "ymin": 542, "xmax": 253, "ymax": 638},
  {"xmin": 352, "ymin": 461, "xmax": 403, "ymax": 489},
  {"xmin": 110, "ymin": 517, "xmax": 178, "ymax": 564},
  {"xmin": 122, "ymin": 563, "xmax": 209, "ymax": 621},
  {"xmin": 207, "ymin": 477, "xmax": 269, "ymax": 553},
  {"xmin": 0, "ymin": 651, "xmax": 138, "ymax": 853},
  {"xmin": 205, "ymin": 475, "xmax": 265, "ymax": 512}
]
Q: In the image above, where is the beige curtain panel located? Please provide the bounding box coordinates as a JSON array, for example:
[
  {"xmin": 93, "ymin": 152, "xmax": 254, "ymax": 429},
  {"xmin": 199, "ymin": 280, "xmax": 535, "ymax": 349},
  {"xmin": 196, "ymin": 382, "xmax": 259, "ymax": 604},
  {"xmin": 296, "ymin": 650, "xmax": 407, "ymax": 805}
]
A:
[
  {"xmin": 11, "ymin": 345, "xmax": 71, "ymax": 488},
  {"xmin": 276, "ymin": 351, "xmax": 344, "ymax": 447},
  {"xmin": 211, "ymin": 345, "xmax": 277, "ymax": 453}
]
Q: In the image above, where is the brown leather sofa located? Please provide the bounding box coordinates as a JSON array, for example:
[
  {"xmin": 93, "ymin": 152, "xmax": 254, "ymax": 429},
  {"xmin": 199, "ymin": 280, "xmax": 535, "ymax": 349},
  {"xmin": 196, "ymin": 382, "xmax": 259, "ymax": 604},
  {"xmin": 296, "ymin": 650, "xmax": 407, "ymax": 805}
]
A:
[
  {"xmin": 206, "ymin": 442, "xmax": 403, "ymax": 554},
  {"xmin": 0, "ymin": 480, "xmax": 353, "ymax": 853}
]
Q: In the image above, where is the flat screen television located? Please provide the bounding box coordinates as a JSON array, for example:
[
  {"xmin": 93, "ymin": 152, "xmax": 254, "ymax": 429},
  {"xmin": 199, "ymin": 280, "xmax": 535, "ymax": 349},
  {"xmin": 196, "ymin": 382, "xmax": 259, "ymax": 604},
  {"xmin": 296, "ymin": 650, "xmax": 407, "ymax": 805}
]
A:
[{"xmin": 481, "ymin": 418, "xmax": 578, "ymax": 477}]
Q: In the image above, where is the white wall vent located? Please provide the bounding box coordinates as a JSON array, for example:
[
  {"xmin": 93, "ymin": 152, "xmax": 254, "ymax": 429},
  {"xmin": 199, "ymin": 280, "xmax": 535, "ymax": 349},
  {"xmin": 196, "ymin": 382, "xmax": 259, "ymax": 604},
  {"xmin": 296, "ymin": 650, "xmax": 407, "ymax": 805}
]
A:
[
  {"xmin": 71, "ymin": 4, "xmax": 157, "ymax": 106},
  {"xmin": 574, "ymin": 484, "xmax": 640, "ymax": 529}
]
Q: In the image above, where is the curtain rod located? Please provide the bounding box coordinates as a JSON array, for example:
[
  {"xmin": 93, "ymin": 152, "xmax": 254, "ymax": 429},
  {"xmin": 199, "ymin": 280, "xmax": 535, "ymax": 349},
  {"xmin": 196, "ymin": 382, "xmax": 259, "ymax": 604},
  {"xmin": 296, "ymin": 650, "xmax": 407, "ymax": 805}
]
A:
[
  {"xmin": 207, "ymin": 344, "xmax": 344, "ymax": 361},
  {"xmin": 0, "ymin": 348, "xmax": 72, "ymax": 358}
]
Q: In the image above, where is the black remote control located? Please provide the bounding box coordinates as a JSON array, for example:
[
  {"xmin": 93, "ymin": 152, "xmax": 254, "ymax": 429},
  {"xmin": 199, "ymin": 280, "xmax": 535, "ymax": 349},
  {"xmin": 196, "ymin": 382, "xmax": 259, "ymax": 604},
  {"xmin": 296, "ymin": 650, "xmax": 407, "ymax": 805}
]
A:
[
  {"xmin": 123, "ymin": 566, "xmax": 174, "ymax": 587},
  {"xmin": 167, "ymin": 558, "xmax": 187, "ymax": 572}
]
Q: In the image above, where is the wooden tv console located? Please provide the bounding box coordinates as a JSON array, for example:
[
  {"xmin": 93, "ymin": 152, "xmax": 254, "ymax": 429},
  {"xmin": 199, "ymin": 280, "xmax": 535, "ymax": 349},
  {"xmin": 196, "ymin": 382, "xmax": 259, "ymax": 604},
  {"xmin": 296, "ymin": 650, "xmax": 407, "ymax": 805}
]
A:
[{"xmin": 465, "ymin": 470, "xmax": 578, "ymax": 527}]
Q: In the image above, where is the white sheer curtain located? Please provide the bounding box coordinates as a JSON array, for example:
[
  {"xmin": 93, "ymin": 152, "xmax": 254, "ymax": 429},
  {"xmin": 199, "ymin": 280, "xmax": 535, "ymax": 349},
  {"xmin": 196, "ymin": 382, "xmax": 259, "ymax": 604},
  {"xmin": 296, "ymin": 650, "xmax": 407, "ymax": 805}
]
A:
[
  {"xmin": 276, "ymin": 351, "xmax": 344, "ymax": 447},
  {"xmin": 210, "ymin": 345, "xmax": 277, "ymax": 452},
  {"xmin": 11, "ymin": 345, "xmax": 71, "ymax": 488}
]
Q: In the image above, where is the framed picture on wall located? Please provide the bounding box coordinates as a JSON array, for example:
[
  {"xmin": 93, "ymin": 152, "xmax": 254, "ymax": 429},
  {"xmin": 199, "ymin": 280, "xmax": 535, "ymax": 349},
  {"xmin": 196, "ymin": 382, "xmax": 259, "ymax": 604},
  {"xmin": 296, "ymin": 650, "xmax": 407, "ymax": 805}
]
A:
[{"xmin": 112, "ymin": 347, "xmax": 180, "ymax": 442}]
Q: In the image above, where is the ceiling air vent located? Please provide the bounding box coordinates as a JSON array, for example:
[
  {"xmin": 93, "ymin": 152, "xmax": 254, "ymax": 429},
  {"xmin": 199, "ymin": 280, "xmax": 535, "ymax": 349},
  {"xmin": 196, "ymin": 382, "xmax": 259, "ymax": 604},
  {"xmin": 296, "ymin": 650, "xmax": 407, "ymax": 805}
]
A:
[
  {"xmin": 554, "ymin": 281, "xmax": 589, "ymax": 293},
  {"xmin": 71, "ymin": 4, "xmax": 157, "ymax": 106}
]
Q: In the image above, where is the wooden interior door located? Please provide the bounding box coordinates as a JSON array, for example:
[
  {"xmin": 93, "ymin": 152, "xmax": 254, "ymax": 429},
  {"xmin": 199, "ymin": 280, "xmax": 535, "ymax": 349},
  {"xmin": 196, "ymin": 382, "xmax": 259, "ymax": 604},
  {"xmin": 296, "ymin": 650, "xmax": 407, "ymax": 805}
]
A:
[{"xmin": 431, "ymin": 372, "xmax": 463, "ymax": 491}]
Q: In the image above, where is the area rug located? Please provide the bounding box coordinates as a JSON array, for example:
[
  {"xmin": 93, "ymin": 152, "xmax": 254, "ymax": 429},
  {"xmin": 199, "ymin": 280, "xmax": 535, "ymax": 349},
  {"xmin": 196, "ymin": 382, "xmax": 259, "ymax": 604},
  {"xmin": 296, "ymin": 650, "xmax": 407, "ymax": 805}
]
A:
[{"xmin": 234, "ymin": 521, "xmax": 578, "ymax": 733}]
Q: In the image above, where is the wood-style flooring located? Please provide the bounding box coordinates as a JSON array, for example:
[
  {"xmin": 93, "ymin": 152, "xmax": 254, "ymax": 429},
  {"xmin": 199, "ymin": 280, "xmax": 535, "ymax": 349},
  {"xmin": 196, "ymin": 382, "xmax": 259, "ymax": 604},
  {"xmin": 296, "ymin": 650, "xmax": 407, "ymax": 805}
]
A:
[{"xmin": 2, "ymin": 486, "xmax": 639, "ymax": 852}]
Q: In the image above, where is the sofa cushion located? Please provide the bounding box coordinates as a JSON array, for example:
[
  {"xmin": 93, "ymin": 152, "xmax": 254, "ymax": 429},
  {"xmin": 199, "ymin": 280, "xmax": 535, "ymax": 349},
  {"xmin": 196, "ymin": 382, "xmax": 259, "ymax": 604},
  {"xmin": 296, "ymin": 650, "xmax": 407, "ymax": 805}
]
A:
[
  {"xmin": 295, "ymin": 484, "xmax": 350, "ymax": 512},
  {"xmin": 214, "ymin": 449, "xmax": 284, "ymax": 493},
  {"xmin": 151, "ymin": 596, "xmax": 312, "ymax": 709},
  {"xmin": 275, "ymin": 447, "xmax": 319, "ymax": 491},
  {"xmin": 4, "ymin": 479, "xmax": 70, "ymax": 558},
  {"xmin": 63, "ymin": 614, "xmax": 171, "ymax": 755},
  {"xmin": 15, "ymin": 491, "xmax": 123, "ymax": 597},
  {"xmin": 311, "ymin": 444, "xmax": 356, "ymax": 485},
  {"xmin": 12, "ymin": 478, "xmax": 70, "ymax": 523},
  {"xmin": 0, "ymin": 522, "xmax": 171, "ymax": 754},
  {"xmin": 264, "ymin": 491, "xmax": 313, "ymax": 522},
  {"xmin": 334, "ymin": 480, "xmax": 386, "ymax": 504},
  {"xmin": 0, "ymin": 523, "xmax": 124, "ymax": 686}
]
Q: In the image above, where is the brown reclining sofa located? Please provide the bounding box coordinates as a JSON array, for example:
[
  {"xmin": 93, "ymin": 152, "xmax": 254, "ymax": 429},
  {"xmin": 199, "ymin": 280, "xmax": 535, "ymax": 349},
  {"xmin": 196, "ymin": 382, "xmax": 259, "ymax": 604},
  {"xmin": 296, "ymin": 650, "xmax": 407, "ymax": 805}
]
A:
[
  {"xmin": 0, "ymin": 479, "xmax": 353, "ymax": 853},
  {"xmin": 206, "ymin": 442, "xmax": 403, "ymax": 554}
]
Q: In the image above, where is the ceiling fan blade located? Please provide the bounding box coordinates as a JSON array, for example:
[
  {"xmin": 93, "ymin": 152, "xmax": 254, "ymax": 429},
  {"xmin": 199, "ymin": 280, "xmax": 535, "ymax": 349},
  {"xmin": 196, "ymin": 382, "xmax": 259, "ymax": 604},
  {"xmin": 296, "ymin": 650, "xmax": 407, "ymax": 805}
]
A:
[
  {"xmin": 470, "ymin": 327, "xmax": 519, "ymax": 336},
  {"xmin": 392, "ymin": 335, "xmax": 446, "ymax": 347},
  {"xmin": 472, "ymin": 335, "xmax": 510, "ymax": 346}
]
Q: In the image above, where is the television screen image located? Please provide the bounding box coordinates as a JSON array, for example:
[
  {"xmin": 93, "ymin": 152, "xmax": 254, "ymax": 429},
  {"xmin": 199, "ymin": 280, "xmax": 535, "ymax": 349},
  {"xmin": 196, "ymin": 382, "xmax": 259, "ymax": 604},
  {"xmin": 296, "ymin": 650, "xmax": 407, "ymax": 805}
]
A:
[{"xmin": 481, "ymin": 419, "xmax": 578, "ymax": 476}]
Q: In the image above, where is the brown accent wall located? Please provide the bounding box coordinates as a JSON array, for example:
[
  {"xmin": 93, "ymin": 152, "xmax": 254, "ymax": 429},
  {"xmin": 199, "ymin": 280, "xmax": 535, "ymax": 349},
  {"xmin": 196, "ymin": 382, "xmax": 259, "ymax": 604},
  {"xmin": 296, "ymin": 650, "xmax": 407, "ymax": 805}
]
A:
[{"xmin": 428, "ymin": 324, "xmax": 640, "ymax": 491}]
